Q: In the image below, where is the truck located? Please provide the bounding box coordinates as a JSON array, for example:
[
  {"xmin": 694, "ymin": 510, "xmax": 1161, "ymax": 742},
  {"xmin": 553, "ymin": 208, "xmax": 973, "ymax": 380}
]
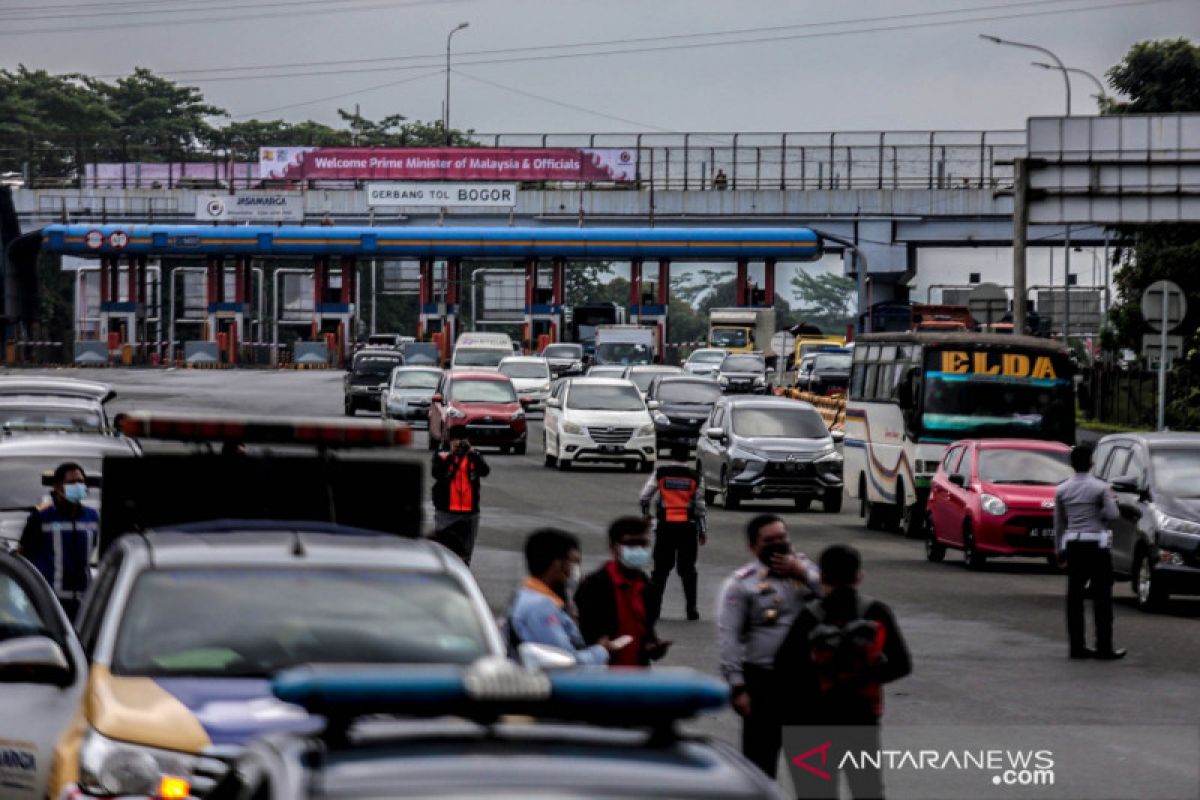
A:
[
  {"xmin": 858, "ymin": 302, "xmax": 977, "ymax": 334},
  {"xmin": 708, "ymin": 307, "xmax": 777, "ymax": 358},
  {"xmin": 567, "ymin": 302, "xmax": 626, "ymax": 357},
  {"xmin": 593, "ymin": 325, "xmax": 657, "ymax": 366}
]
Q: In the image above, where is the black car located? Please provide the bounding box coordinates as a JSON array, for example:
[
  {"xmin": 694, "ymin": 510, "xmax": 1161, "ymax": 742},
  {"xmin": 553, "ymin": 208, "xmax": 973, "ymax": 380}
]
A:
[
  {"xmin": 647, "ymin": 375, "xmax": 722, "ymax": 453},
  {"xmin": 344, "ymin": 348, "xmax": 405, "ymax": 415},
  {"xmin": 716, "ymin": 353, "xmax": 770, "ymax": 395},
  {"xmin": 1092, "ymin": 432, "xmax": 1200, "ymax": 611},
  {"xmin": 208, "ymin": 662, "xmax": 784, "ymax": 800},
  {"xmin": 798, "ymin": 349, "xmax": 852, "ymax": 395}
]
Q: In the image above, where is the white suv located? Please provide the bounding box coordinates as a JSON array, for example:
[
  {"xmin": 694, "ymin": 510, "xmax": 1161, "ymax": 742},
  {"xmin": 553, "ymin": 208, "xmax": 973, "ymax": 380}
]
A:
[
  {"xmin": 498, "ymin": 356, "xmax": 552, "ymax": 410},
  {"xmin": 542, "ymin": 378, "xmax": 657, "ymax": 472}
]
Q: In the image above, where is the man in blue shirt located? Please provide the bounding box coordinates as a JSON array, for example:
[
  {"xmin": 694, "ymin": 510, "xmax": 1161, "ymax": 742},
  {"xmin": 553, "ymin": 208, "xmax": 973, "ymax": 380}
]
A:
[
  {"xmin": 18, "ymin": 462, "xmax": 99, "ymax": 621},
  {"xmin": 510, "ymin": 528, "xmax": 622, "ymax": 666}
]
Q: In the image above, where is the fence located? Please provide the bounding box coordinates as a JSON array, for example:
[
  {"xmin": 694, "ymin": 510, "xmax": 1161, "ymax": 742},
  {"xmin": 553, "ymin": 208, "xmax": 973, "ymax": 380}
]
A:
[
  {"xmin": 2, "ymin": 129, "xmax": 1024, "ymax": 192},
  {"xmin": 1080, "ymin": 367, "xmax": 1198, "ymax": 430}
]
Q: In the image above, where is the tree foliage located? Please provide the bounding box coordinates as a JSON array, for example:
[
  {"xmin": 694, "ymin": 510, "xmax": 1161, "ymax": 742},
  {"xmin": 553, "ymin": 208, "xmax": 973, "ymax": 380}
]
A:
[{"xmin": 789, "ymin": 269, "xmax": 857, "ymax": 333}]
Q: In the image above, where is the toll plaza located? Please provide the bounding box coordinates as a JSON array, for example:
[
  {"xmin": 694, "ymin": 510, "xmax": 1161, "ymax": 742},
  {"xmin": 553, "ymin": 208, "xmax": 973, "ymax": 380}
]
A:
[{"xmin": 34, "ymin": 224, "xmax": 822, "ymax": 366}]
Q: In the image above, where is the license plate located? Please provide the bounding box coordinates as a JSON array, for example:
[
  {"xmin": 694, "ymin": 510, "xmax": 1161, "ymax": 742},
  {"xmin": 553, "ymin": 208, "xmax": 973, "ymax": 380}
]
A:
[
  {"xmin": 599, "ymin": 444, "xmax": 623, "ymax": 453},
  {"xmin": 1029, "ymin": 528, "xmax": 1051, "ymax": 538}
]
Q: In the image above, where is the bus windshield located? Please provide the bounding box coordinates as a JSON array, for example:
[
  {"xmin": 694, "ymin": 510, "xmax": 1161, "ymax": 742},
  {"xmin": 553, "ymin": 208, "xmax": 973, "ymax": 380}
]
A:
[{"xmin": 920, "ymin": 348, "xmax": 1073, "ymax": 442}]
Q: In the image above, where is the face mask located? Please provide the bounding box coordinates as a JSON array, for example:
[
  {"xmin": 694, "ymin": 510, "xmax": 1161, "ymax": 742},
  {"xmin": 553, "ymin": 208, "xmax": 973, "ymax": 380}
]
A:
[
  {"xmin": 618, "ymin": 545, "xmax": 652, "ymax": 571},
  {"xmin": 758, "ymin": 541, "xmax": 791, "ymax": 567},
  {"xmin": 63, "ymin": 482, "xmax": 88, "ymax": 503},
  {"xmin": 568, "ymin": 563, "xmax": 582, "ymax": 585}
]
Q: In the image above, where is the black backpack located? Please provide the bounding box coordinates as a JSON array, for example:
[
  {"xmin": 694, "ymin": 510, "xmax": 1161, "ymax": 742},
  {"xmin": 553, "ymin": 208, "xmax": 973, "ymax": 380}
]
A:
[{"xmin": 806, "ymin": 596, "xmax": 886, "ymax": 704}]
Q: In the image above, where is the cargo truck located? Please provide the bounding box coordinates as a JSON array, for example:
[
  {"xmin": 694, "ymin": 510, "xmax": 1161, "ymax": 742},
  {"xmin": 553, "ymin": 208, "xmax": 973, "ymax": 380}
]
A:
[
  {"xmin": 594, "ymin": 325, "xmax": 657, "ymax": 366},
  {"xmin": 708, "ymin": 308, "xmax": 777, "ymax": 358}
]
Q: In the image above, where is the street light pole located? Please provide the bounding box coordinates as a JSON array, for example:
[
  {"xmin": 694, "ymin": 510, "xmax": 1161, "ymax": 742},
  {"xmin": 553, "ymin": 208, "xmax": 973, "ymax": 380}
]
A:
[
  {"xmin": 1032, "ymin": 62, "xmax": 1109, "ymax": 106},
  {"xmin": 980, "ymin": 34, "xmax": 1071, "ymax": 114},
  {"xmin": 444, "ymin": 22, "xmax": 469, "ymax": 146}
]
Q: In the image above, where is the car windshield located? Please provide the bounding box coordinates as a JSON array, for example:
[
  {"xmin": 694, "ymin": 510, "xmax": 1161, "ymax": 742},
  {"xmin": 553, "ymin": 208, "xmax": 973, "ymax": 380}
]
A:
[
  {"xmin": 112, "ymin": 568, "xmax": 488, "ymax": 676},
  {"xmin": 543, "ymin": 345, "xmax": 582, "ymax": 360},
  {"xmin": 500, "ymin": 362, "xmax": 550, "ymax": 380},
  {"xmin": 0, "ymin": 406, "xmax": 103, "ymax": 433},
  {"xmin": 689, "ymin": 350, "xmax": 726, "ymax": 364},
  {"xmin": 814, "ymin": 354, "xmax": 852, "ymax": 370},
  {"xmin": 711, "ymin": 329, "xmax": 748, "ymax": 349},
  {"xmin": 722, "ymin": 356, "xmax": 765, "ymax": 373},
  {"xmin": 354, "ymin": 356, "xmax": 403, "ymax": 377},
  {"xmin": 628, "ymin": 370, "xmax": 673, "ymax": 392},
  {"xmin": 392, "ymin": 371, "xmax": 440, "ymax": 390},
  {"xmin": 0, "ymin": 455, "xmax": 105, "ymax": 510},
  {"xmin": 454, "ymin": 349, "xmax": 510, "ymax": 367},
  {"xmin": 401, "ymin": 344, "xmax": 439, "ymax": 365},
  {"xmin": 732, "ymin": 406, "xmax": 828, "ymax": 439},
  {"xmin": 568, "ymin": 384, "xmax": 645, "ymax": 412},
  {"xmin": 588, "ymin": 367, "xmax": 625, "ymax": 377},
  {"xmin": 1151, "ymin": 448, "xmax": 1200, "ymax": 497},
  {"xmin": 978, "ymin": 449, "xmax": 1072, "ymax": 485},
  {"xmin": 657, "ymin": 381, "xmax": 721, "ymax": 405},
  {"xmin": 449, "ymin": 380, "xmax": 517, "ymax": 403}
]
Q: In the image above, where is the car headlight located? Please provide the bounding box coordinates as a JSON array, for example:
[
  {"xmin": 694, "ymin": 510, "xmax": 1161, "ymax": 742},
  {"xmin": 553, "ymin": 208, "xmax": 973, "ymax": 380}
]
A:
[
  {"xmin": 1153, "ymin": 508, "xmax": 1200, "ymax": 536},
  {"xmin": 510, "ymin": 410, "xmax": 525, "ymax": 420},
  {"xmin": 571, "ymin": 361, "xmax": 582, "ymax": 370},
  {"xmin": 563, "ymin": 421, "xmax": 584, "ymax": 435},
  {"xmin": 718, "ymin": 376, "xmax": 729, "ymax": 385},
  {"xmin": 815, "ymin": 448, "xmax": 843, "ymax": 463},
  {"xmin": 636, "ymin": 423, "xmax": 656, "ymax": 437},
  {"xmin": 652, "ymin": 412, "xmax": 670, "ymax": 425},
  {"xmin": 445, "ymin": 407, "xmax": 467, "ymax": 419},
  {"xmin": 80, "ymin": 728, "xmax": 195, "ymax": 798},
  {"xmin": 980, "ymin": 493, "xmax": 1008, "ymax": 516},
  {"xmin": 729, "ymin": 446, "xmax": 767, "ymax": 473},
  {"xmin": 754, "ymin": 376, "xmax": 766, "ymax": 385}
]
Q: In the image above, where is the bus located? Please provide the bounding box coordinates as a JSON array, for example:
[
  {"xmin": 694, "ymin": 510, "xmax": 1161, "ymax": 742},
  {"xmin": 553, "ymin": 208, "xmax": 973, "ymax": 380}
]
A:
[
  {"xmin": 568, "ymin": 302, "xmax": 626, "ymax": 357},
  {"xmin": 844, "ymin": 332, "xmax": 1074, "ymax": 535}
]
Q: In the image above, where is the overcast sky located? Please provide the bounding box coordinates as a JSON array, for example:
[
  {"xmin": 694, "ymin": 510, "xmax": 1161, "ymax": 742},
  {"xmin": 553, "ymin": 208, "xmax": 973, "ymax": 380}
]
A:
[{"xmin": 1, "ymin": 0, "xmax": 1195, "ymax": 134}]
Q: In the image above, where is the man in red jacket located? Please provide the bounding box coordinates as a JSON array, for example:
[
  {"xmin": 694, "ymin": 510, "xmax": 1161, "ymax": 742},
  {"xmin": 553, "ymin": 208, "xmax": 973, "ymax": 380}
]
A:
[
  {"xmin": 431, "ymin": 426, "xmax": 490, "ymax": 565},
  {"xmin": 575, "ymin": 516, "xmax": 671, "ymax": 667}
]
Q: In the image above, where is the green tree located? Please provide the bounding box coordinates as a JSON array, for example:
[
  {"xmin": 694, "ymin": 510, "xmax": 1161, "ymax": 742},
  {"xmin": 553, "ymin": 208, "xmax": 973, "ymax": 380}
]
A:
[
  {"xmin": 100, "ymin": 68, "xmax": 225, "ymax": 160},
  {"xmin": 0, "ymin": 66, "xmax": 118, "ymax": 177},
  {"xmin": 336, "ymin": 108, "xmax": 474, "ymax": 147},
  {"xmin": 1105, "ymin": 38, "xmax": 1200, "ymax": 114},
  {"xmin": 789, "ymin": 270, "xmax": 857, "ymax": 332}
]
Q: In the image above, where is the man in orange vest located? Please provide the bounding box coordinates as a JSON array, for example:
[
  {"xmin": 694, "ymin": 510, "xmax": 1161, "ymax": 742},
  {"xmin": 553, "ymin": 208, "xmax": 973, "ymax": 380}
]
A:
[
  {"xmin": 431, "ymin": 426, "xmax": 490, "ymax": 565},
  {"xmin": 640, "ymin": 445, "xmax": 707, "ymax": 621}
]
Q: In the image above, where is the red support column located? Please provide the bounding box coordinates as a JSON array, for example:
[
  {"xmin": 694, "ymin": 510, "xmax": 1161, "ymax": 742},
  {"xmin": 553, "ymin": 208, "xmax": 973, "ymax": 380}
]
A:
[
  {"xmin": 524, "ymin": 258, "xmax": 537, "ymax": 349},
  {"xmin": 234, "ymin": 259, "xmax": 246, "ymax": 304},
  {"xmin": 551, "ymin": 259, "xmax": 565, "ymax": 343},
  {"xmin": 735, "ymin": 258, "xmax": 749, "ymax": 306},
  {"xmin": 628, "ymin": 260, "xmax": 642, "ymax": 321},
  {"xmin": 445, "ymin": 258, "xmax": 460, "ymax": 306},
  {"xmin": 763, "ymin": 258, "xmax": 776, "ymax": 307},
  {"xmin": 99, "ymin": 258, "xmax": 110, "ymax": 304},
  {"xmin": 110, "ymin": 256, "xmax": 121, "ymax": 303},
  {"xmin": 657, "ymin": 258, "xmax": 670, "ymax": 346},
  {"xmin": 339, "ymin": 256, "xmax": 355, "ymax": 304},
  {"xmin": 417, "ymin": 259, "xmax": 433, "ymax": 339},
  {"xmin": 207, "ymin": 257, "xmax": 221, "ymax": 305}
]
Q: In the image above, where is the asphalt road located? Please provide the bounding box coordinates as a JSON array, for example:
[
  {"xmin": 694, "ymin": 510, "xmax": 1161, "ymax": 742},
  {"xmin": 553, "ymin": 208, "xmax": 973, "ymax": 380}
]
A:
[{"xmin": 8, "ymin": 367, "xmax": 1200, "ymax": 799}]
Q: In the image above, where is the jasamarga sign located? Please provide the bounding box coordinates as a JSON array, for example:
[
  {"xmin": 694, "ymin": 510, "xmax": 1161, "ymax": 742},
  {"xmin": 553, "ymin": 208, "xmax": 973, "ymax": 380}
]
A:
[
  {"xmin": 196, "ymin": 193, "xmax": 304, "ymax": 222},
  {"xmin": 366, "ymin": 182, "xmax": 518, "ymax": 208}
]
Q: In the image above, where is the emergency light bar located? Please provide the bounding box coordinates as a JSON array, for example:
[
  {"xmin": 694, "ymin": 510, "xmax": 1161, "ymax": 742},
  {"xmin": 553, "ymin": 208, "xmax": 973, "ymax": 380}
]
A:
[
  {"xmin": 273, "ymin": 661, "xmax": 729, "ymax": 728},
  {"xmin": 117, "ymin": 411, "xmax": 412, "ymax": 448}
]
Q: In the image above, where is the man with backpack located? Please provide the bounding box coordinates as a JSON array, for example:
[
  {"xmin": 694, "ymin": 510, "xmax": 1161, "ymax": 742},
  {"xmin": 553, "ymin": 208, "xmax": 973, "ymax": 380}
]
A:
[{"xmin": 775, "ymin": 544, "xmax": 911, "ymax": 799}]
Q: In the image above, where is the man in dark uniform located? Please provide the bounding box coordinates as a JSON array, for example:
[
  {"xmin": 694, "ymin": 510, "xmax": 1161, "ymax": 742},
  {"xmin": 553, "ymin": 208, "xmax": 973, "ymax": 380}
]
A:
[
  {"xmin": 17, "ymin": 462, "xmax": 99, "ymax": 621},
  {"xmin": 1055, "ymin": 444, "xmax": 1125, "ymax": 660},
  {"xmin": 431, "ymin": 426, "xmax": 490, "ymax": 565},
  {"xmin": 640, "ymin": 445, "xmax": 707, "ymax": 621}
]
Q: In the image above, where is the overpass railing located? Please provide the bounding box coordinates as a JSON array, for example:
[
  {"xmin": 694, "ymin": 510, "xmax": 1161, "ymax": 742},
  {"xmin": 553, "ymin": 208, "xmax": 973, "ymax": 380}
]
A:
[{"xmin": 1, "ymin": 129, "xmax": 1023, "ymax": 192}]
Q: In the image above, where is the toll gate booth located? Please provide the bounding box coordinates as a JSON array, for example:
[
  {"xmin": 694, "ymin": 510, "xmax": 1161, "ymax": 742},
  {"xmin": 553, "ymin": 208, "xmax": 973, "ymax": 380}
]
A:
[
  {"xmin": 628, "ymin": 259, "xmax": 670, "ymax": 359},
  {"xmin": 312, "ymin": 256, "xmax": 359, "ymax": 364},
  {"xmin": 74, "ymin": 257, "xmax": 162, "ymax": 364},
  {"xmin": 522, "ymin": 258, "xmax": 565, "ymax": 352}
]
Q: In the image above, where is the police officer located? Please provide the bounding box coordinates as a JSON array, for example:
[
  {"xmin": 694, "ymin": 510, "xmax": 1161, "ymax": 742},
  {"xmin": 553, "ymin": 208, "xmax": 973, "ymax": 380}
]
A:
[
  {"xmin": 1055, "ymin": 444, "xmax": 1125, "ymax": 660},
  {"xmin": 717, "ymin": 514, "xmax": 821, "ymax": 778},
  {"xmin": 431, "ymin": 426, "xmax": 490, "ymax": 566},
  {"xmin": 640, "ymin": 445, "xmax": 707, "ymax": 620},
  {"xmin": 17, "ymin": 462, "xmax": 99, "ymax": 621}
]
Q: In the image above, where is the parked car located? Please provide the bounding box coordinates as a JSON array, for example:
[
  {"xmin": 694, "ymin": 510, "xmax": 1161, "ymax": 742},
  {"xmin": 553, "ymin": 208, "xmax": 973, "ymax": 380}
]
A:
[
  {"xmin": 343, "ymin": 348, "xmax": 404, "ymax": 416},
  {"xmin": 798, "ymin": 349, "xmax": 852, "ymax": 395},
  {"xmin": 1092, "ymin": 432, "xmax": 1200, "ymax": 611},
  {"xmin": 498, "ymin": 356, "xmax": 553, "ymax": 411},
  {"xmin": 428, "ymin": 371, "xmax": 527, "ymax": 454},
  {"xmin": 683, "ymin": 347, "xmax": 727, "ymax": 378},
  {"xmin": 380, "ymin": 366, "xmax": 442, "ymax": 423},
  {"xmin": 542, "ymin": 377, "xmax": 656, "ymax": 472},
  {"xmin": 716, "ymin": 353, "xmax": 770, "ymax": 395},
  {"xmin": 646, "ymin": 375, "xmax": 722, "ymax": 454},
  {"xmin": 925, "ymin": 439, "xmax": 1073, "ymax": 569},
  {"xmin": 0, "ymin": 378, "xmax": 117, "ymax": 434},
  {"xmin": 541, "ymin": 342, "xmax": 586, "ymax": 377},
  {"xmin": 622, "ymin": 364, "xmax": 684, "ymax": 397},
  {"xmin": 696, "ymin": 396, "xmax": 843, "ymax": 511}
]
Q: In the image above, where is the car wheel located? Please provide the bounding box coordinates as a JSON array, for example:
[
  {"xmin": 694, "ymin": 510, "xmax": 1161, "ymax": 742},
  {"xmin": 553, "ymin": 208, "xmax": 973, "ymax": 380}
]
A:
[
  {"xmin": 543, "ymin": 434, "xmax": 556, "ymax": 467},
  {"xmin": 823, "ymin": 489, "xmax": 843, "ymax": 514},
  {"xmin": 860, "ymin": 476, "xmax": 887, "ymax": 530},
  {"xmin": 624, "ymin": 461, "xmax": 639, "ymax": 472},
  {"xmin": 925, "ymin": 514, "xmax": 946, "ymax": 563},
  {"xmin": 344, "ymin": 401, "xmax": 355, "ymax": 417},
  {"xmin": 514, "ymin": 441, "xmax": 527, "ymax": 456},
  {"xmin": 794, "ymin": 497, "xmax": 812, "ymax": 511},
  {"xmin": 1134, "ymin": 548, "xmax": 1168, "ymax": 612},
  {"xmin": 701, "ymin": 463, "xmax": 717, "ymax": 504},
  {"xmin": 963, "ymin": 522, "xmax": 986, "ymax": 570},
  {"xmin": 722, "ymin": 469, "xmax": 741, "ymax": 510}
]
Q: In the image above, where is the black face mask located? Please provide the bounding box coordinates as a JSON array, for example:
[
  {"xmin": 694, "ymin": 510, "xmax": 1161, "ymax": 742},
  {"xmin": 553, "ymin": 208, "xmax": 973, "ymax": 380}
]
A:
[{"xmin": 758, "ymin": 541, "xmax": 791, "ymax": 567}]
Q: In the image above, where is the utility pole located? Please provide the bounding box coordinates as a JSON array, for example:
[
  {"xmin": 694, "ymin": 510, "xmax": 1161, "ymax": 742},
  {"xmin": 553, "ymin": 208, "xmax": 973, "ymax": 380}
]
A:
[{"xmin": 1012, "ymin": 158, "xmax": 1029, "ymax": 334}]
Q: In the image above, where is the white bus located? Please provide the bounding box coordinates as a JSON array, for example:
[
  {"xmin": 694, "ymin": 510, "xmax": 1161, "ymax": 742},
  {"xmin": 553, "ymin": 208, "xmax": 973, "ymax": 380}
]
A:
[{"xmin": 844, "ymin": 332, "xmax": 1074, "ymax": 535}]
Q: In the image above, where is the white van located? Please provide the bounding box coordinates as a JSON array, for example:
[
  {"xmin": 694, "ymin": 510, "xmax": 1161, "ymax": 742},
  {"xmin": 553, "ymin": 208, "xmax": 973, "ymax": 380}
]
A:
[{"xmin": 451, "ymin": 332, "xmax": 515, "ymax": 371}]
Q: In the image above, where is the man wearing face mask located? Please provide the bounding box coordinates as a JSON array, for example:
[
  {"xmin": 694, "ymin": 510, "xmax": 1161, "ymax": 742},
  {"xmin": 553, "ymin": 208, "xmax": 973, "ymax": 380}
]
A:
[
  {"xmin": 17, "ymin": 462, "xmax": 99, "ymax": 621},
  {"xmin": 640, "ymin": 445, "xmax": 707, "ymax": 621},
  {"xmin": 575, "ymin": 517, "xmax": 671, "ymax": 667},
  {"xmin": 509, "ymin": 528, "xmax": 626, "ymax": 666},
  {"xmin": 716, "ymin": 514, "xmax": 821, "ymax": 778}
]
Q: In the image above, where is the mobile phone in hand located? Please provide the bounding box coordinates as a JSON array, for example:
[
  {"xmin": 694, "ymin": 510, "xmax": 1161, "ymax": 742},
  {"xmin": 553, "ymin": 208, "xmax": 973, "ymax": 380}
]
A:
[{"xmin": 611, "ymin": 635, "xmax": 634, "ymax": 650}]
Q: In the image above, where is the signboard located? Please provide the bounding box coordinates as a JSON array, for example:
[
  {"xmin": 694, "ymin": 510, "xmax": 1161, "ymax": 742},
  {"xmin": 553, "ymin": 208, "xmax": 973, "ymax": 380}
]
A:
[
  {"xmin": 196, "ymin": 193, "xmax": 304, "ymax": 222},
  {"xmin": 260, "ymin": 146, "xmax": 638, "ymax": 183},
  {"xmin": 366, "ymin": 182, "xmax": 517, "ymax": 208},
  {"xmin": 968, "ymin": 282, "xmax": 1008, "ymax": 325},
  {"xmin": 1140, "ymin": 279, "xmax": 1186, "ymax": 332},
  {"xmin": 1142, "ymin": 334, "xmax": 1183, "ymax": 368},
  {"xmin": 1035, "ymin": 289, "xmax": 1102, "ymax": 336}
]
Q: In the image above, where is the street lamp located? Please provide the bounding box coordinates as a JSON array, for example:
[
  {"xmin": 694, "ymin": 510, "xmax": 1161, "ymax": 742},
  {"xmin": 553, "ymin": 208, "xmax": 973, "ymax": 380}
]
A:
[
  {"xmin": 979, "ymin": 34, "xmax": 1071, "ymax": 114},
  {"xmin": 444, "ymin": 21, "xmax": 469, "ymax": 146},
  {"xmin": 1032, "ymin": 62, "xmax": 1109, "ymax": 105}
]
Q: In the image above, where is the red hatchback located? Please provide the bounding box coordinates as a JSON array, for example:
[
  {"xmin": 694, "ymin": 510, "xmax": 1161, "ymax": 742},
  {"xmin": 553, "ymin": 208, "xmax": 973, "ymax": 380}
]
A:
[
  {"xmin": 428, "ymin": 371, "xmax": 528, "ymax": 454},
  {"xmin": 926, "ymin": 439, "xmax": 1073, "ymax": 569}
]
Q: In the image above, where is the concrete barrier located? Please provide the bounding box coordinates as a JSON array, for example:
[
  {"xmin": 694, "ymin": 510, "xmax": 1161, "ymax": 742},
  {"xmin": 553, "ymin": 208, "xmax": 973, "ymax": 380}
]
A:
[
  {"xmin": 74, "ymin": 341, "xmax": 108, "ymax": 365},
  {"xmin": 293, "ymin": 342, "xmax": 331, "ymax": 367}
]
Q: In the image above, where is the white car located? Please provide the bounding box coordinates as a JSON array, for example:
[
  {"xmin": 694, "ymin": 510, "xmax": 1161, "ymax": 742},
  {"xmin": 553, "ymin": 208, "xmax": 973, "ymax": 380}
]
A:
[
  {"xmin": 498, "ymin": 356, "xmax": 552, "ymax": 411},
  {"xmin": 683, "ymin": 348, "xmax": 727, "ymax": 378},
  {"xmin": 622, "ymin": 365, "xmax": 684, "ymax": 397},
  {"xmin": 542, "ymin": 378, "xmax": 657, "ymax": 472}
]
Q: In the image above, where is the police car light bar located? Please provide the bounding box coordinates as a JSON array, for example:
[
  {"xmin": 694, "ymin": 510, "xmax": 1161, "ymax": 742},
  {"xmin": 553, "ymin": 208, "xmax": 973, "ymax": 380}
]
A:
[
  {"xmin": 273, "ymin": 661, "xmax": 729, "ymax": 728},
  {"xmin": 117, "ymin": 411, "xmax": 412, "ymax": 448}
]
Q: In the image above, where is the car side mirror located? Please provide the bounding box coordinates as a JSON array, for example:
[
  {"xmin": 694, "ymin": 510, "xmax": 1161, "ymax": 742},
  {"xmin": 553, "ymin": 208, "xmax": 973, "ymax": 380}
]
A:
[
  {"xmin": 1110, "ymin": 475, "xmax": 1141, "ymax": 494},
  {"xmin": 829, "ymin": 429, "xmax": 845, "ymax": 443},
  {"xmin": 518, "ymin": 642, "xmax": 576, "ymax": 671},
  {"xmin": 431, "ymin": 393, "xmax": 444, "ymax": 404},
  {"xmin": 546, "ymin": 398, "xmax": 561, "ymax": 409},
  {"xmin": 948, "ymin": 474, "xmax": 967, "ymax": 488},
  {"xmin": 647, "ymin": 400, "xmax": 660, "ymax": 411},
  {"xmin": 0, "ymin": 636, "xmax": 72, "ymax": 687},
  {"xmin": 519, "ymin": 396, "xmax": 533, "ymax": 407},
  {"xmin": 704, "ymin": 427, "xmax": 725, "ymax": 442}
]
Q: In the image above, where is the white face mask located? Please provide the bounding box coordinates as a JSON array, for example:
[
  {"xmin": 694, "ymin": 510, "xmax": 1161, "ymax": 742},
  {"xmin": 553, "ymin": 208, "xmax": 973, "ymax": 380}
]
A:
[{"xmin": 568, "ymin": 563, "xmax": 582, "ymax": 585}]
